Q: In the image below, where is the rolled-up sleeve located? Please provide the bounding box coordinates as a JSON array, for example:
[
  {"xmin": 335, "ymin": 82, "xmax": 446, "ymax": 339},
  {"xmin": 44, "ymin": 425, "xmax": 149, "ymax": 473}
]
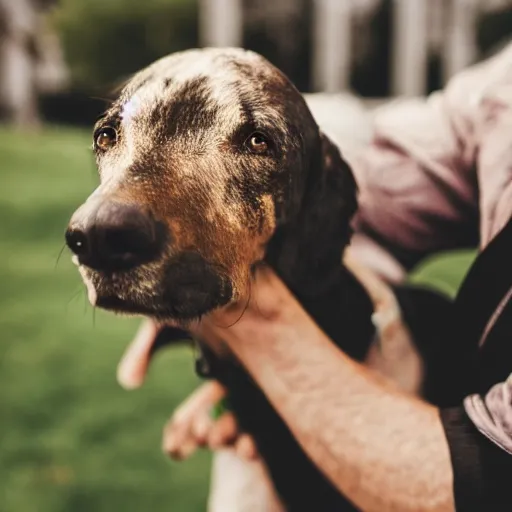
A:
[
  {"xmin": 464, "ymin": 376, "xmax": 512, "ymax": 455},
  {"xmin": 349, "ymin": 86, "xmax": 480, "ymax": 277},
  {"xmin": 348, "ymin": 44, "xmax": 512, "ymax": 282}
]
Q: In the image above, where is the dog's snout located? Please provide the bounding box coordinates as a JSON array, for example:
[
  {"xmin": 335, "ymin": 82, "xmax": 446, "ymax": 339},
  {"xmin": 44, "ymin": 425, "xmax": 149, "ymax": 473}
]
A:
[{"xmin": 66, "ymin": 202, "xmax": 166, "ymax": 272}]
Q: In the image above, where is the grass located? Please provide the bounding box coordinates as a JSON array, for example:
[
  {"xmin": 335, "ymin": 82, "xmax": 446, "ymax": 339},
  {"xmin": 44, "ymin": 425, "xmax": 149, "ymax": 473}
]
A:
[
  {"xmin": 0, "ymin": 125, "xmax": 475, "ymax": 512},
  {"xmin": 0, "ymin": 126, "xmax": 209, "ymax": 512},
  {"xmin": 409, "ymin": 249, "xmax": 476, "ymax": 299}
]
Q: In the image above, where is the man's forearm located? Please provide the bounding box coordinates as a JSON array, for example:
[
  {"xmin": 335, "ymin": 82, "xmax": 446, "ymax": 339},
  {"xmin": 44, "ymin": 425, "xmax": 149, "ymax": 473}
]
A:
[{"xmin": 215, "ymin": 275, "xmax": 455, "ymax": 512}]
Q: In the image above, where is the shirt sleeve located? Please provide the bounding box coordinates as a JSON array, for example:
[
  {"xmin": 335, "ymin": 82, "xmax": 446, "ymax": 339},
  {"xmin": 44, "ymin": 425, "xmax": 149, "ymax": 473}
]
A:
[
  {"xmin": 464, "ymin": 377, "xmax": 512, "ymax": 455},
  {"xmin": 348, "ymin": 44, "xmax": 512, "ymax": 281}
]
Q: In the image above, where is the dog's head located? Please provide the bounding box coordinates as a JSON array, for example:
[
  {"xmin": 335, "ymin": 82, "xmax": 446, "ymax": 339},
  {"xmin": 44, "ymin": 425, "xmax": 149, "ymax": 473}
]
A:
[{"xmin": 66, "ymin": 48, "xmax": 357, "ymax": 321}]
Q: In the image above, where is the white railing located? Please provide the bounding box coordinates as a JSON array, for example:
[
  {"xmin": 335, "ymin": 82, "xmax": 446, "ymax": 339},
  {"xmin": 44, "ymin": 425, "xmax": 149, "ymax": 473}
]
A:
[{"xmin": 198, "ymin": 0, "xmax": 482, "ymax": 96}]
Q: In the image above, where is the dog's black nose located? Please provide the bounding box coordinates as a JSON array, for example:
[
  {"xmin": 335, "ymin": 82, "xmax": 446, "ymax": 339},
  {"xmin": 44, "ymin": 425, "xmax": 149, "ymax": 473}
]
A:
[{"xmin": 66, "ymin": 202, "xmax": 166, "ymax": 272}]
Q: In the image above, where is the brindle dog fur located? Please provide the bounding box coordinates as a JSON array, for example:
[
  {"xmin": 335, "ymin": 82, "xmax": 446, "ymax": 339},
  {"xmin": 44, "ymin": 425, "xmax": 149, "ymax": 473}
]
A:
[{"xmin": 66, "ymin": 48, "xmax": 458, "ymax": 511}]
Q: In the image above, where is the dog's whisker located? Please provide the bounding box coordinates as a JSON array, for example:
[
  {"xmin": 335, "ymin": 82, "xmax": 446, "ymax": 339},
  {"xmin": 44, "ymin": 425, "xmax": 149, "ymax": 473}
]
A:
[
  {"xmin": 66, "ymin": 285, "xmax": 85, "ymax": 307},
  {"xmin": 64, "ymin": 286, "xmax": 86, "ymax": 319},
  {"xmin": 248, "ymin": 262, "xmax": 270, "ymax": 321},
  {"xmin": 214, "ymin": 271, "xmax": 253, "ymax": 329},
  {"xmin": 91, "ymin": 96, "xmax": 114, "ymax": 106},
  {"xmin": 54, "ymin": 243, "xmax": 68, "ymax": 270},
  {"xmin": 83, "ymin": 290, "xmax": 88, "ymax": 316}
]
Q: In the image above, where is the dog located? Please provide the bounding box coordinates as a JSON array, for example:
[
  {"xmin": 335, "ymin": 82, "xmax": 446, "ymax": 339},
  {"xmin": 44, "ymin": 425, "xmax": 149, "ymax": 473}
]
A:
[{"xmin": 66, "ymin": 48, "xmax": 463, "ymax": 511}]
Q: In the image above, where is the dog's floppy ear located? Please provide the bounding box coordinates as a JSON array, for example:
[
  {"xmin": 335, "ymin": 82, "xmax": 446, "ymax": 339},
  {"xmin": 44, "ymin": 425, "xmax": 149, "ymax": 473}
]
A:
[{"xmin": 268, "ymin": 131, "xmax": 358, "ymax": 296}]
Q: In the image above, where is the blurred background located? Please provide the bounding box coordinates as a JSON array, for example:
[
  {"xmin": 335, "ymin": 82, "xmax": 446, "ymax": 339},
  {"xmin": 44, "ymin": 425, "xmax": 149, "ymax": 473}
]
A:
[{"xmin": 0, "ymin": 1, "xmax": 510, "ymax": 511}]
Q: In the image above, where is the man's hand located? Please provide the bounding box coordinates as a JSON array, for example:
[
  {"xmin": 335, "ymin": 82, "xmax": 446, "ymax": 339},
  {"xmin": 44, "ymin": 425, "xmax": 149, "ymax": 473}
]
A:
[
  {"xmin": 162, "ymin": 380, "xmax": 258, "ymax": 461},
  {"xmin": 117, "ymin": 318, "xmax": 258, "ymax": 461}
]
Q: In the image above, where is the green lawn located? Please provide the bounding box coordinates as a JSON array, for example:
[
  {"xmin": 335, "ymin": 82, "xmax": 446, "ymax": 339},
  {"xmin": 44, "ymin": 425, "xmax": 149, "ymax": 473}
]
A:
[
  {"xmin": 0, "ymin": 127, "xmax": 209, "ymax": 512},
  {"xmin": 0, "ymin": 126, "xmax": 475, "ymax": 512}
]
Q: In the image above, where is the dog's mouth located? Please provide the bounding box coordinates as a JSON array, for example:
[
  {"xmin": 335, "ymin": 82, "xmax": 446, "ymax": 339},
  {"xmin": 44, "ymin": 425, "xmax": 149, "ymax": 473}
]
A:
[
  {"xmin": 94, "ymin": 293, "xmax": 194, "ymax": 320},
  {"xmin": 73, "ymin": 252, "xmax": 234, "ymax": 321}
]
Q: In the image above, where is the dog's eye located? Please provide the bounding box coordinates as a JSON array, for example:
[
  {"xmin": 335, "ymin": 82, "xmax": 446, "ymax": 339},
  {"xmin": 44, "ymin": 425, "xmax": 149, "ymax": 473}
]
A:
[
  {"xmin": 94, "ymin": 127, "xmax": 117, "ymax": 151},
  {"xmin": 246, "ymin": 132, "xmax": 269, "ymax": 154}
]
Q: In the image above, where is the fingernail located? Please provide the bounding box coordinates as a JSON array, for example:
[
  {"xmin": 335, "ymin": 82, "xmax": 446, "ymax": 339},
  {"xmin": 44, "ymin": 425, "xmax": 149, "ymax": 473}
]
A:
[
  {"xmin": 193, "ymin": 416, "xmax": 212, "ymax": 443},
  {"xmin": 178, "ymin": 440, "xmax": 197, "ymax": 460},
  {"xmin": 236, "ymin": 436, "xmax": 256, "ymax": 460},
  {"xmin": 163, "ymin": 429, "xmax": 177, "ymax": 448},
  {"xmin": 117, "ymin": 368, "xmax": 143, "ymax": 390}
]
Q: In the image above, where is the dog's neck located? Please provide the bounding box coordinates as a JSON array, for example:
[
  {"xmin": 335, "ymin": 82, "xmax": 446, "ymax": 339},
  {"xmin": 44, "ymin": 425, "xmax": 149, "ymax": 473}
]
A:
[
  {"xmin": 299, "ymin": 264, "xmax": 375, "ymax": 360},
  {"xmin": 265, "ymin": 239, "xmax": 376, "ymax": 361},
  {"xmin": 195, "ymin": 247, "xmax": 375, "ymax": 380}
]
